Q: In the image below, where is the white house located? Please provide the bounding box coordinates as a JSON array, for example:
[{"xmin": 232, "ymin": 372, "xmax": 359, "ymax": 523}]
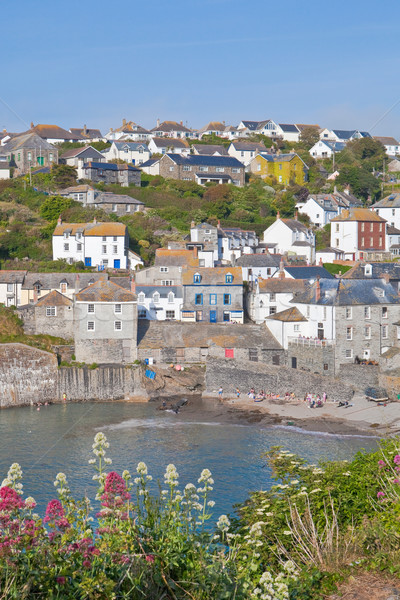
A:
[
  {"xmin": 263, "ymin": 215, "xmax": 315, "ymax": 263},
  {"xmin": 315, "ymin": 247, "xmax": 345, "ymax": 263},
  {"xmin": 236, "ymin": 120, "xmax": 281, "ymax": 138},
  {"xmin": 140, "ymin": 158, "xmax": 160, "ymax": 175},
  {"xmin": 0, "ymin": 270, "xmax": 26, "ymax": 307},
  {"xmin": 0, "ymin": 161, "xmax": 10, "ymax": 179},
  {"xmin": 52, "ymin": 218, "xmax": 129, "ymax": 270},
  {"xmin": 105, "ymin": 120, "xmax": 151, "ymax": 142},
  {"xmin": 387, "ymin": 226, "xmax": 400, "ymax": 256},
  {"xmin": 148, "ymin": 137, "xmax": 190, "ymax": 156},
  {"xmin": 319, "ymin": 129, "xmax": 371, "ymax": 143},
  {"xmin": 235, "ymin": 253, "xmax": 281, "ymax": 283},
  {"xmin": 266, "ymin": 307, "xmax": 309, "ymax": 349},
  {"xmin": 278, "ymin": 124, "xmax": 300, "ymax": 142},
  {"xmin": 102, "ymin": 141, "xmax": 150, "ymax": 166},
  {"xmin": 296, "ymin": 191, "xmax": 361, "ymax": 227},
  {"xmin": 247, "ymin": 277, "xmax": 308, "ymax": 325},
  {"xmin": 309, "ymin": 140, "xmax": 346, "ymax": 159},
  {"xmin": 371, "ymin": 193, "xmax": 400, "ymax": 229},
  {"xmin": 218, "ymin": 226, "xmax": 259, "ymax": 263},
  {"xmin": 136, "ymin": 285, "xmax": 183, "ymax": 321},
  {"xmin": 373, "ymin": 137, "xmax": 400, "ymax": 157},
  {"xmin": 128, "ymin": 250, "xmax": 144, "ymax": 269},
  {"xmin": 227, "ymin": 140, "xmax": 267, "ymax": 166}
]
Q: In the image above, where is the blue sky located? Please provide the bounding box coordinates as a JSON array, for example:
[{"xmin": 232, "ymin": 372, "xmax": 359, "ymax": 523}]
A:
[{"xmin": 2, "ymin": 0, "xmax": 400, "ymax": 137}]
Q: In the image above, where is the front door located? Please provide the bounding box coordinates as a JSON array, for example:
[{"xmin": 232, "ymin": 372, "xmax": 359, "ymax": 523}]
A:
[
  {"xmin": 210, "ymin": 310, "xmax": 217, "ymax": 323},
  {"xmin": 114, "ymin": 259, "xmax": 121, "ymax": 269},
  {"xmin": 291, "ymin": 357, "xmax": 297, "ymax": 369},
  {"xmin": 85, "ymin": 257, "xmax": 91, "ymax": 267}
]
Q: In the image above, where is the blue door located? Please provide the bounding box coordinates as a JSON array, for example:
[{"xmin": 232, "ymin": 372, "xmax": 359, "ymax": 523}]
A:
[
  {"xmin": 114, "ymin": 259, "xmax": 121, "ymax": 269},
  {"xmin": 210, "ymin": 310, "xmax": 217, "ymax": 323},
  {"xmin": 85, "ymin": 257, "xmax": 91, "ymax": 267}
]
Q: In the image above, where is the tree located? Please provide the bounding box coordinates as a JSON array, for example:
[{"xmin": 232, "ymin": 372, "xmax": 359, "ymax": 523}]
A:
[
  {"xmin": 39, "ymin": 196, "xmax": 72, "ymax": 222},
  {"xmin": 345, "ymin": 137, "xmax": 386, "ymax": 170},
  {"xmin": 299, "ymin": 126, "xmax": 320, "ymax": 149},
  {"xmin": 336, "ymin": 165, "xmax": 380, "ymax": 201},
  {"xmin": 50, "ymin": 164, "xmax": 78, "ymax": 188}
]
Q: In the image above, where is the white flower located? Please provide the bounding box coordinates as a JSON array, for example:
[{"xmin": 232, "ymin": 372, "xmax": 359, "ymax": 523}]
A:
[
  {"xmin": 24, "ymin": 496, "xmax": 36, "ymax": 509},
  {"xmin": 217, "ymin": 514, "xmax": 230, "ymax": 532},
  {"xmin": 283, "ymin": 530, "xmax": 293, "ymax": 535},
  {"xmin": 208, "ymin": 500, "xmax": 215, "ymax": 507},
  {"xmin": 310, "ymin": 488, "xmax": 322, "ymax": 494},
  {"xmin": 342, "ymin": 472, "xmax": 351, "ymax": 476},
  {"xmin": 290, "ymin": 480, "xmax": 299, "ymax": 485},
  {"xmin": 137, "ymin": 462, "xmax": 148, "ymax": 475}
]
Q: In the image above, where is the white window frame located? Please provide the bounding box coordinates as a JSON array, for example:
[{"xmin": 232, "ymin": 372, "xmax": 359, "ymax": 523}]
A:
[
  {"xmin": 114, "ymin": 304, "xmax": 122, "ymax": 314},
  {"xmin": 346, "ymin": 326, "xmax": 353, "ymax": 340},
  {"xmin": 382, "ymin": 324, "xmax": 388, "ymax": 339},
  {"xmin": 345, "ymin": 307, "xmax": 352, "ymax": 319},
  {"xmin": 46, "ymin": 306, "xmax": 56, "ymax": 317},
  {"xmin": 114, "ymin": 321, "xmax": 122, "ymax": 331},
  {"xmin": 87, "ymin": 321, "xmax": 95, "ymax": 331},
  {"xmin": 87, "ymin": 304, "xmax": 95, "ymax": 314}
]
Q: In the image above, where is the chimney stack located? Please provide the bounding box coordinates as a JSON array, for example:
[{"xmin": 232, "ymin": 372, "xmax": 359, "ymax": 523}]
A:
[
  {"xmin": 382, "ymin": 273, "xmax": 390, "ymax": 285},
  {"xmin": 83, "ymin": 124, "xmax": 87, "ymax": 135},
  {"xmin": 334, "ymin": 185, "xmax": 337, "ymax": 194},
  {"xmin": 122, "ymin": 118, "xmax": 126, "ymax": 126},
  {"xmin": 278, "ymin": 258, "xmax": 285, "ymax": 279},
  {"xmin": 319, "ymin": 257, "xmax": 323, "ymax": 266},
  {"xmin": 30, "ymin": 122, "xmax": 34, "ymax": 129},
  {"xmin": 156, "ymin": 118, "xmax": 160, "ymax": 128},
  {"xmin": 191, "ymin": 220, "xmax": 195, "ymax": 228},
  {"xmin": 276, "ymin": 210, "xmax": 280, "ymax": 220},
  {"xmin": 75, "ymin": 272, "xmax": 80, "ymax": 292},
  {"xmin": 295, "ymin": 210, "xmax": 298, "ymax": 220},
  {"xmin": 57, "ymin": 216, "xmax": 62, "ymax": 225},
  {"xmin": 180, "ymin": 120, "xmax": 183, "ymax": 126},
  {"xmin": 93, "ymin": 217, "xmax": 97, "ymax": 224},
  {"xmin": 130, "ymin": 277, "xmax": 136, "ymax": 294},
  {"xmin": 315, "ymin": 278, "xmax": 321, "ymax": 302},
  {"xmin": 217, "ymin": 220, "xmax": 221, "ymax": 228},
  {"xmin": 193, "ymin": 245, "xmax": 198, "ymax": 258}
]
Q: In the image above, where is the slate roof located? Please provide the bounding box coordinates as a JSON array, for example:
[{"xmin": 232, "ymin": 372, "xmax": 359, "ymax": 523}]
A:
[
  {"xmin": 21, "ymin": 273, "xmax": 107, "ymax": 290},
  {"xmin": 229, "ymin": 141, "xmax": 267, "ymax": 151},
  {"xmin": 373, "ymin": 136, "xmax": 399, "ymax": 146},
  {"xmin": 292, "ymin": 240, "xmax": 312, "ymax": 247},
  {"xmin": 281, "ymin": 218, "xmax": 309, "ymax": 233},
  {"xmin": 259, "ymin": 278, "xmax": 308, "ymax": 293},
  {"xmin": 192, "ymin": 144, "xmax": 228, "ymax": 155},
  {"xmin": 75, "ymin": 280, "xmax": 136, "ymax": 302},
  {"xmin": 84, "ymin": 162, "xmax": 140, "ymax": 172},
  {"xmin": 137, "ymin": 321, "xmax": 282, "ymax": 350},
  {"xmin": 151, "ymin": 121, "xmax": 192, "ymax": 133},
  {"xmin": 235, "ymin": 254, "xmax": 281, "ymax": 267},
  {"xmin": 59, "ymin": 184, "xmax": 95, "ymax": 194},
  {"xmin": 136, "ymin": 285, "xmax": 183, "ymax": 298},
  {"xmin": 70, "ymin": 127, "xmax": 103, "ymax": 139},
  {"xmin": 182, "ymin": 266, "xmax": 242, "ymax": 285},
  {"xmin": 342, "ymin": 262, "xmax": 400, "ymax": 280},
  {"xmin": 267, "ymin": 306, "xmax": 307, "ymax": 322},
  {"xmin": 109, "ymin": 277, "xmax": 131, "ymax": 289},
  {"xmin": 279, "ymin": 124, "xmax": 299, "ymax": 133},
  {"xmin": 0, "ymin": 270, "xmax": 26, "ymax": 283},
  {"xmin": 284, "ymin": 266, "xmax": 334, "ymax": 280},
  {"xmin": 165, "ymin": 154, "xmax": 244, "ymax": 168},
  {"xmin": 372, "ymin": 193, "xmax": 400, "ymax": 208},
  {"xmin": 195, "ymin": 172, "xmax": 232, "ymax": 180},
  {"xmin": 315, "ymin": 141, "xmax": 346, "ymax": 152},
  {"xmin": 317, "ymin": 247, "xmax": 344, "ymax": 254},
  {"xmin": 331, "ymin": 208, "xmax": 386, "ymax": 222},
  {"xmin": 111, "ymin": 141, "xmax": 149, "ymax": 150},
  {"xmin": 387, "ymin": 225, "xmax": 400, "ymax": 235},
  {"xmin": 140, "ymin": 159, "xmax": 159, "ymax": 168},
  {"xmin": 60, "ymin": 145, "xmax": 104, "ymax": 159},
  {"xmin": 53, "ymin": 222, "xmax": 126, "ymax": 237},
  {"xmin": 2, "ymin": 132, "xmax": 56, "ymax": 152},
  {"xmin": 94, "ymin": 192, "xmax": 144, "ymax": 205},
  {"xmin": 295, "ymin": 124, "xmax": 321, "ymax": 131},
  {"xmin": 36, "ymin": 290, "xmax": 72, "ymax": 307},
  {"xmin": 151, "ymin": 137, "xmax": 189, "ymax": 148},
  {"xmin": 293, "ymin": 278, "xmax": 400, "ymax": 305}
]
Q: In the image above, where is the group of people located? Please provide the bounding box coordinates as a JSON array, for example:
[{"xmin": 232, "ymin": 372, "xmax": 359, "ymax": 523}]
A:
[{"xmin": 304, "ymin": 392, "xmax": 327, "ymax": 408}]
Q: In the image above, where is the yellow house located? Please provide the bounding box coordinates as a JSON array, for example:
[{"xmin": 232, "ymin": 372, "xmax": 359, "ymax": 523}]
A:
[{"xmin": 249, "ymin": 152, "xmax": 308, "ymax": 185}]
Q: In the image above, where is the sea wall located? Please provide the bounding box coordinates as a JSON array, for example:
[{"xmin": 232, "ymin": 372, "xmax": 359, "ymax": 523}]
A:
[
  {"xmin": 57, "ymin": 365, "xmax": 143, "ymax": 402},
  {"xmin": 0, "ymin": 344, "xmax": 58, "ymax": 408},
  {"xmin": 205, "ymin": 358, "xmax": 355, "ymax": 402}
]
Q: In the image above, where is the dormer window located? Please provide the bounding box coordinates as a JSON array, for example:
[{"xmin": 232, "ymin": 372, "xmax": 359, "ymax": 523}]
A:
[
  {"xmin": 225, "ymin": 273, "xmax": 233, "ymax": 283},
  {"xmin": 64, "ymin": 232, "xmax": 69, "ymax": 239},
  {"xmin": 138, "ymin": 292, "xmax": 145, "ymax": 303},
  {"xmin": 364, "ymin": 264, "xmax": 372, "ymax": 277},
  {"xmin": 168, "ymin": 291, "xmax": 174, "ymax": 304},
  {"xmin": 153, "ymin": 292, "xmax": 160, "ymax": 303},
  {"xmin": 194, "ymin": 273, "xmax": 201, "ymax": 283},
  {"xmin": 60, "ymin": 282, "xmax": 68, "ymax": 294}
]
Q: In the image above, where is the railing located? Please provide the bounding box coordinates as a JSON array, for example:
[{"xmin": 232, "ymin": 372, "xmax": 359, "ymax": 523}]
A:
[{"xmin": 288, "ymin": 337, "xmax": 335, "ymax": 347}]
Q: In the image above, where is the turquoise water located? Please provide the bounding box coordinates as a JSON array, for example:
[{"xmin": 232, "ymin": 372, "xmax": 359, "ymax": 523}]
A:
[{"xmin": 0, "ymin": 401, "xmax": 378, "ymax": 518}]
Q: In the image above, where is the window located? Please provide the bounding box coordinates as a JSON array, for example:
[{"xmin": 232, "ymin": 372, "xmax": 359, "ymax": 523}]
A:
[
  {"xmin": 223, "ymin": 294, "xmax": 231, "ymax": 305},
  {"xmin": 272, "ymin": 354, "xmax": 280, "ymax": 365},
  {"xmin": 113, "ymin": 237, "xmax": 117, "ymax": 242},
  {"xmin": 379, "ymin": 237, "xmax": 383, "ymax": 247},
  {"xmin": 364, "ymin": 306, "xmax": 371, "ymax": 319},
  {"xmin": 114, "ymin": 304, "xmax": 122, "ymax": 313},
  {"xmin": 160, "ymin": 266, "xmax": 169, "ymax": 273},
  {"xmin": 169, "ymin": 166, "xmax": 174, "ymax": 171},
  {"xmin": 102, "ymin": 236, "xmax": 107, "ymax": 242},
  {"xmin": 223, "ymin": 311, "xmax": 230, "ymax": 322},
  {"xmin": 336, "ymin": 238, "xmax": 340, "ymax": 247},
  {"xmin": 232, "ymin": 179, "xmax": 240, "ymax": 185},
  {"xmin": 138, "ymin": 309, "xmax": 146, "ymax": 318},
  {"xmin": 361, "ymin": 223, "xmax": 365, "ymax": 232},
  {"xmin": 345, "ymin": 307, "xmax": 352, "ymax": 319},
  {"xmin": 346, "ymin": 327, "xmax": 353, "ymax": 340},
  {"xmin": 225, "ymin": 273, "xmax": 233, "ymax": 283},
  {"xmin": 126, "ymin": 205, "xmax": 131, "ymax": 212},
  {"xmin": 183, "ymin": 166, "xmax": 192, "ymax": 171},
  {"xmin": 87, "ymin": 321, "xmax": 95, "ymax": 331},
  {"xmin": 232, "ymin": 168, "xmax": 240, "ymax": 173},
  {"xmin": 77, "ymin": 243, "xmax": 82, "ymax": 251},
  {"xmin": 370, "ymin": 237, "xmax": 373, "ymax": 246},
  {"xmin": 382, "ymin": 325, "xmax": 388, "ymax": 339},
  {"xmin": 216, "ymin": 167, "xmax": 224, "ymax": 173},
  {"xmin": 345, "ymin": 349, "xmax": 353, "ymax": 358},
  {"xmin": 76, "ymin": 232, "xmax": 82, "ymax": 240},
  {"xmin": 87, "ymin": 304, "xmax": 95, "ymax": 314},
  {"xmin": 63, "ymin": 243, "xmax": 69, "ymax": 251},
  {"xmin": 210, "ymin": 294, "xmax": 217, "ymax": 305},
  {"xmin": 294, "ymin": 324, "xmax": 300, "ymax": 332},
  {"xmin": 102, "ymin": 245, "xmax": 107, "ymax": 254},
  {"xmin": 335, "ymin": 224, "xmax": 339, "ymax": 232},
  {"xmin": 64, "ymin": 231, "xmax": 70, "ymax": 239},
  {"xmin": 168, "ymin": 291, "xmax": 174, "ymax": 303},
  {"xmin": 113, "ymin": 245, "xmax": 118, "ymax": 254},
  {"xmin": 270, "ymin": 292, "xmax": 276, "ymax": 301},
  {"xmin": 199, "ymin": 166, "xmax": 208, "ymax": 172},
  {"xmin": 324, "ymin": 364, "xmax": 329, "ymax": 371},
  {"xmin": 361, "ymin": 237, "xmax": 365, "ymax": 247},
  {"xmin": 27, "ymin": 151, "xmax": 32, "ymax": 161},
  {"xmin": 194, "ymin": 273, "xmax": 201, "ymax": 283},
  {"xmin": 382, "ymin": 306, "xmax": 388, "ymax": 318},
  {"xmin": 138, "ymin": 292, "xmax": 145, "ymax": 303},
  {"xmin": 370, "ymin": 223, "xmax": 373, "ymax": 232},
  {"xmin": 323, "ymin": 306, "xmax": 327, "ymax": 321},
  {"xmin": 6, "ymin": 283, "xmax": 13, "ymax": 292},
  {"xmin": 306, "ymin": 306, "xmax": 310, "ymax": 317},
  {"xmin": 364, "ymin": 326, "xmax": 371, "ymax": 339},
  {"xmin": 279, "ymin": 164, "xmax": 282, "ymax": 170},
  {"xmin": 153, "ymin": 292, "xmax": 160, "ymax": 303},
  {"xmin": 269, "ymin": 307, "xmax": 277, "ymax": 315},
  {"xmin": 166, "ymin": 310, "xmax": 175, "ymax": 319},
  {"xmin": 46, "ymin": 306, "xmax": 56, "ymax": 316},
  {"xmin": 60, "ymin": 282, "xmax": 68, "ymax": 294},
  {"xmin": 195, "ymin": 293, "xmax": 203, "ymax": 305},
  {"xmin": 249, "ymin": 348, "xmax": 258, "ymax": 362},
  {"xmin": 102, "ymin": 259, "xmax": 108, "ymax": 267},
  {"xmin": 114, "ymin": 321, "xmax": 122, "ymax": 331},
  {"xmin": 161, "ymin": 279, "xmax": 173, "ymax": 286}
]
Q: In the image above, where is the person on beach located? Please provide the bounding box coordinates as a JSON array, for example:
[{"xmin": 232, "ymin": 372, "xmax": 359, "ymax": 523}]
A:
[
  {"xmin": 218, "ymin": 387, "xmax": 223, "ymax": 398},
  {"xmin": 235, "ymin": 388, "xmax": 240, "ymax": 398},
  {"xmin": 62, "ymin": 393, "xmax": 67, "ymax": 403}
]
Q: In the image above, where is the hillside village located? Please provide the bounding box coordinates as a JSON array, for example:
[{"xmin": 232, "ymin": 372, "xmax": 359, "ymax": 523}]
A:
[{"xmin": 1, "ymin": 118, "xmax": 400, "ymax": 378}]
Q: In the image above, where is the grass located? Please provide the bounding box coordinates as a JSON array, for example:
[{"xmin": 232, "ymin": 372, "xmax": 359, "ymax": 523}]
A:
[
  {"xmin": 0, "ymin": 305, "xmax": 69, "ymax": 353},
  {"xmin": 323, "ymin": 263, "xmax": 352, "ymax": 276}
]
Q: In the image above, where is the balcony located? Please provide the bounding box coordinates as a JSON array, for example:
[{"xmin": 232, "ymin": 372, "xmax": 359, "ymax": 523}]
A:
[{"xmin": 288, "ymin": 337, "xmax": 335, "ymax": 347}]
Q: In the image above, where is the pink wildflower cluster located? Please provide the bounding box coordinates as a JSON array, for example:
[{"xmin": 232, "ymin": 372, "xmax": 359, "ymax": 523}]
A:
[
  {"xmin": 44, "ymin": 499, "xmax": 70, "ymax": 531},
  {"xmin": 66, "ymin": 537, "xmax": 100, "ymax": 569},
  {"xmin": 97, "ymin": 472, "xmax": 131, "ymax": 519},
  {"xmin": 0, "ymin": 487, "xmax": 43, "ymax": 557},
  {"xmin": 0, "ymin": 486, "xmax": 23, "ymax": 512}
]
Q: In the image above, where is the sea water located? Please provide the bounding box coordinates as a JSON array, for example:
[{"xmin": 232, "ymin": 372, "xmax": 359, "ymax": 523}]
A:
[{"xmin": 0, "ymin": 401, "xmax": 378, "ymax": 518}]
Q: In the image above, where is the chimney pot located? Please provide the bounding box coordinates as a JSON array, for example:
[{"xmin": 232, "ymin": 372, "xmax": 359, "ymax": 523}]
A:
[
  {"xmin": 122, "ymin": 118, "xmax": 126, "ymax": 126},
  {"xmin": 30, "ymin": 122, "xmax": 34, "ymax": 129},
  {"xmin": 217, "ymin": 220, "xmax": 221, "ymax": 228},
  {"xmin": 83, "ymin": 124, "xmax": 87, "ymax": 134},
  {"xmin": 180, "ymin": 120, "xmax": 183, "ymax": 126},
  {"xmin": 315, "ymin": 278, "xmax": 321, "ymax": 302},
  {"xmin": 276, "ymin": 210, "xmax": 280, "ymax": 220},
  {"xmin": 156, "ymin": 118, "xmax": 160, "ymax": 128},
  {"xmin": 130, "ymin": 277, "xmax": 136, "ymax": 294},
  {"xmin": 295, "ymin": 210, "xmax": 298, "ymax": 220},
  {"xmin": 57, "ymin": 216, "xmax": 62, "ymax": 225}
]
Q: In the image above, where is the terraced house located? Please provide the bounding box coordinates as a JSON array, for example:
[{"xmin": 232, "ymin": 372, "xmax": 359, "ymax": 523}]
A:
[
  {"xmin": 159, "ymin": 154, "xmax": 245, "ymax": 186},
  {"xmin": 249, "ymin": 152, "xmax": 308, "ymax": 185}
]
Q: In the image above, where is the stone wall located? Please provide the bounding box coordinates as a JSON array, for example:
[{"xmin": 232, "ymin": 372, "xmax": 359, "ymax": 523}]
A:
[
  {"xmin": 337, "ymin": 364, "xmax": 380, "ymax": 390},
  {"xmin": 287, "ymin": 341, "xmax": 335, "ymax": 376},
  {"xmin": 57, "ymin": 365, "xmax": 143, "ymax": 401},
  {"xmin": 0, "ymin": 344, "xmax": 58, "ymax": 408},
  {"xmin": 205, "ymin": 357, "xmax": 354, "ymax": 401}
]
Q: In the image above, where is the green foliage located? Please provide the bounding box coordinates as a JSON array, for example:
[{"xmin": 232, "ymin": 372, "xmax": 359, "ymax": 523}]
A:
[
  {"xmin": 299, "ymin": 127, "xmax": 320, "ymax": 150},
  {"xmin": 50, "ymin": 164, "xmax": 78, "ymax": 188},
  {"xmin": 39, "ymin": 195, "xmax": 73, "ymax": 221},
  {"xmin": 336, "ymin": 165, "xmax": 380, "ymax": 201}
]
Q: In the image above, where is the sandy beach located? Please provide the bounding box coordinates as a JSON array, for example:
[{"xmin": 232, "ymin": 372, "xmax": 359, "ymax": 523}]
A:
[{"xmin": 194, "ymin": 392, "xmax": 400, "ymax": 437}]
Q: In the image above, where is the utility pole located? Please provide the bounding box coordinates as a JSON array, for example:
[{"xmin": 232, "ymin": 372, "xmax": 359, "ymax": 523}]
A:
[{"xmin": 382, "ymin": 159, "xmax": 385, "ymax": 196}]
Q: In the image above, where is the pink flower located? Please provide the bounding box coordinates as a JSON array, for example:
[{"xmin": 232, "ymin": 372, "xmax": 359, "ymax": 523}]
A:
[
  {"xmin": 378, "ymin": 460, "xmax": 386, "ymax": 468},
  {"xmin": 56, "ymin": 577, "xmax": 66, "ymax": 585},
  {"xmin": 82, "ymin": 559, "xmax": 91, "ymax": 569},
  {"xmin": 377, "ymin": 491, "xmax": 385, "ymax": 498},
  {"xmin": 394, "ymin": 455, "xmax": 400, "ymax": 465},
  {"xmin": 145, "ymin": 554, "xmax": 155, "ymax": 563},
  {"xmin": 0, "ymin": 487, "xmax": 23, "ymax": 512},
  {"xmin": 44, "ymin": 499, "xmax": 64, "ymax": 523},
  {"xmin": 104, "ymin": 472, "xmax": 127, "ymax": 496}
]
